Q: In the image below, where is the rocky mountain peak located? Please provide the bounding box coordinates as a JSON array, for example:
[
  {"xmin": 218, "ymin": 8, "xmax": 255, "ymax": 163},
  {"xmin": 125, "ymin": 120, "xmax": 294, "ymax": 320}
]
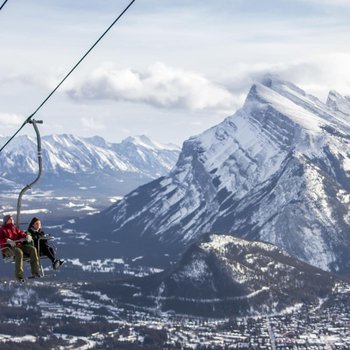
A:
[
  {"xmin": 73, "ymin": 78, "xmax": 350, "ymax": 274},
  {"xmin": 326, "ymin": 90, "xmax": 350, "ymax": 116}
]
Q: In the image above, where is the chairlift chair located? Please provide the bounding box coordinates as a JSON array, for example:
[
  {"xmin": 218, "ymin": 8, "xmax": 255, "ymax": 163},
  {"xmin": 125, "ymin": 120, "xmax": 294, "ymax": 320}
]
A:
[
  {"xmin": 1, "ymin": 119, "xmax": 59, "ymax": 277},
  {"xmin": 1, "ymin": 236, "xmax": 57, "ymax": 276}
]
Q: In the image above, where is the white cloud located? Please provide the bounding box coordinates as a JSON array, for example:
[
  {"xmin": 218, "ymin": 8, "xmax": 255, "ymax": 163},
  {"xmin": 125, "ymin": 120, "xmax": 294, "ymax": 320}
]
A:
[
  {"xmin": 0, "ymin": 72, "xmax": 52, "ymax": 90},
  {"xmin": 80, "ymin": 116, "xmax": 105, "ymax": 131},
  {"xmin": 68, "ymin": 62, "xmax": 238, "ymax": 112},
  {"xmin": 0, "ymin": 113, "xmax": 23, "ymax": 127},
  {"xmin": 1, "ymin": 0, "xmax": 350, "ymax": 146},
  {"xmin": 222, "ymin": 53, "xmax": 350, "ymax": 102},
  {"xmin": 277, "ymin": 54, "xmax": 350, "ymax": 98}
]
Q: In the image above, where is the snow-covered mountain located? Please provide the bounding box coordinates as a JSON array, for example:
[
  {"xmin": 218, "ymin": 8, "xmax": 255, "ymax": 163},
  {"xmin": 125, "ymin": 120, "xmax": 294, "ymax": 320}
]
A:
[
  {"xmin": 76, "ymin": 76, "xmax": 350, "ymax": 273},
  {"xmin": 0, "ymin": 134, "xmax": 180, "ymax": 219},
  {"xmin": 326, "ymin": 90, "xmax": 350, "ymax": 116},
  {"xmin": 0, "ymin": 134, "xmax": 179, "ymax": 179},
  {"xmin": 100, "ymin": 234, "xmax": 348, "ymax": 317}
]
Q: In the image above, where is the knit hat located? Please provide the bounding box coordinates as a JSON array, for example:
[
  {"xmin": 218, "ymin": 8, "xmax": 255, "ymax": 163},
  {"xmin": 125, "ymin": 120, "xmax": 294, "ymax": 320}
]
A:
[{"xmin": 3, "ymin": 215, "xmax": 12, "ymax": 225}]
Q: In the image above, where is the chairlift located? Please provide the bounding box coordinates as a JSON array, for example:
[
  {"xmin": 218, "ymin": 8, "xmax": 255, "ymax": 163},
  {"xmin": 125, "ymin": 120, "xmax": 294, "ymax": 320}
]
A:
[
  {"xmin": 0, "ymin": 1, "xmax": 136, "ymax": 278},
  {"xmin": 1, "ymin": 120, "xmax": 59, "ymax": 277}
]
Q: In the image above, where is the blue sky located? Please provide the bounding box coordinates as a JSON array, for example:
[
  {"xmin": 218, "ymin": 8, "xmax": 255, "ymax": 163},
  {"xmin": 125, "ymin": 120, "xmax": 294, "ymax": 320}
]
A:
[{"xmin": 1, "ymin": 0, "xmax": 350, "ymax": 145}]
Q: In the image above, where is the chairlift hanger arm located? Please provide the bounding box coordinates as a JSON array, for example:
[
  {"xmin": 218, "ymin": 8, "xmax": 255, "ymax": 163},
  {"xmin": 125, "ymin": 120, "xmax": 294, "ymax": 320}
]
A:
[{"xmin": 16, "ymin": 119, "xmax": 43, "ymax": 227}]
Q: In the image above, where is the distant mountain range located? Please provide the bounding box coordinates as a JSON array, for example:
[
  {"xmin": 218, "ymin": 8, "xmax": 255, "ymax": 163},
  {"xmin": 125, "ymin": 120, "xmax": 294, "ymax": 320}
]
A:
[
  {"xmin": 73, "ymin": 76, "xmax": 350, "ymax": 273},
  {"xmin": 0, "ymin": 134, "xmax": 180, "ymax": 219},
  {"xmin": 86, "ymin": 234, "xmax": 349, "ymax": 317},
  {"xmin": 0, "ymin": 134, "xmax": 179, "ymax": 180}
]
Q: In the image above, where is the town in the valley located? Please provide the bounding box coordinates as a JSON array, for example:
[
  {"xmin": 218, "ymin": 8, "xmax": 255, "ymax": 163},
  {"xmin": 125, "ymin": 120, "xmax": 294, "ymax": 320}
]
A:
[{"xmin": 0, "ymin": 279, "xmax": 349, "ymax": 350}]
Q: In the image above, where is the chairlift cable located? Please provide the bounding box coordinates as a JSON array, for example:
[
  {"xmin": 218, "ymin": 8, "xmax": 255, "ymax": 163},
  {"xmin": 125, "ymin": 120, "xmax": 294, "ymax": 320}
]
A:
[
  {"xmin": 0, "ymin": 0, "xmax": 9, "ymax": 11},
  {"xmin": 0, "ymin": 0, "xmax": 136, "ymax": 153}
]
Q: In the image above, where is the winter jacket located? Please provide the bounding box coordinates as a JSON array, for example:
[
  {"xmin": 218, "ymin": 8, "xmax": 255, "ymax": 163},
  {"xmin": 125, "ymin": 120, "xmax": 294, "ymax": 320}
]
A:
[
  {"xmin": 27, "ymin": 227, "xmax": 47, "ymax": 249},
  {"xmin": 0, "ymin": 223, "xmax": 27, "ymax": 250}
]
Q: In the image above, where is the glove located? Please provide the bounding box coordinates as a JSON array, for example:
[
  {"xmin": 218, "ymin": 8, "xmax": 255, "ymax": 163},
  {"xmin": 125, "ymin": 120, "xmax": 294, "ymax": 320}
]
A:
[
  {"xmin": 26, "ymin": 235, "xmax": 33, "ymax": 243},
  {"xmin": 6, "ymin": 239, "xmax": 15, "ymax": 247}
]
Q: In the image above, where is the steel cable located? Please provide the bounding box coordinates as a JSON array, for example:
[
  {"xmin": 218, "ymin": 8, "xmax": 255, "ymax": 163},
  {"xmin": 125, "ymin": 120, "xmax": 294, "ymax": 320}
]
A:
[{"xmin": 0, "ymin": 0, "xmax": 136, "ymax": 152}]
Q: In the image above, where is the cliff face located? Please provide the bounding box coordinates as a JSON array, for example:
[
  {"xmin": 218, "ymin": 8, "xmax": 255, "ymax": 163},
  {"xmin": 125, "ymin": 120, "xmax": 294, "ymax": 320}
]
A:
[{"xmin": 75, "ymin": 77, "xmax": 350, "ymax": 273}]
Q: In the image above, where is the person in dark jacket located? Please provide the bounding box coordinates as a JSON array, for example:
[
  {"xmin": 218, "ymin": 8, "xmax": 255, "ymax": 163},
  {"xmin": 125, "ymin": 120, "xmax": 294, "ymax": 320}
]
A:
[
  {"xmin": 0, "ymin": 215, "xmax": 40, "ymax": 281},
  {"xmin": 27, "ymin": 217, "xmax": 64, "ymax": 270}
]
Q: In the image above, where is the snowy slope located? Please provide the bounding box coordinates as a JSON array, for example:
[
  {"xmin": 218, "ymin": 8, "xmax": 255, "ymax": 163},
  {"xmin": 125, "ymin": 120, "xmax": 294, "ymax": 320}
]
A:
[
  {"xmin": 326, "ymin": 90, "xmax": 350, "ymax": 117},
  {"xmin": 74, "ymin": 76, "xmax": 350, "ymax": 273},
  {"xmin": 0, "ymin": 134, "xmax": 180, "ymax": 218},
  {"xmin": 111, "ymin": 135, "xmax": 180, "ymax": 178},
  {"xmin": 104, "ymin": 234, "xmax": 347, "ymax": 317},
  {"xmin": 0, "ymin": 134, "xmax": 179, "ymax": 183},
  {"xmin": 0, "ymin": 134, "xmax": 180, "ymax": 178}
]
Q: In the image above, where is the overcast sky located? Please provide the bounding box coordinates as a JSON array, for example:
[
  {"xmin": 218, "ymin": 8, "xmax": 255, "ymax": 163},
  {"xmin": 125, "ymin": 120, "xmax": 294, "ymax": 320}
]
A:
[{"xmin": 1, "ymin": 0, "xmax": 350, "ymax": 146}]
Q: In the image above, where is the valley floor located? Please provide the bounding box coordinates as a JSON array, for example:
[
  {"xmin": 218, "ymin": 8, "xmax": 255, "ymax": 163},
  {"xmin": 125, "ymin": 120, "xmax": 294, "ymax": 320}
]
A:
[{"xmin": 0, "ymin": 279, "xmax": 349, "ymax": 350}]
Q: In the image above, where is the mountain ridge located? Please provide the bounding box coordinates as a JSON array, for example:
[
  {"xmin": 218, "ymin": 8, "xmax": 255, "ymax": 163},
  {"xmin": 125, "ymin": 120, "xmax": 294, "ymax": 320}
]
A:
[
  {"xmin": 73, "ymin": 76, "xmax": 350, "ymax": 273},
  {"xmin": 88, "ymin": 233, "xmax": 349, "ymax": 317},
  {"xmin": 0, "ymin": 133, "xmax": 180, "ymax": 178},
  {"xmin": 0, "ymin": 133, "xmax": 180, "ymax": 220}
]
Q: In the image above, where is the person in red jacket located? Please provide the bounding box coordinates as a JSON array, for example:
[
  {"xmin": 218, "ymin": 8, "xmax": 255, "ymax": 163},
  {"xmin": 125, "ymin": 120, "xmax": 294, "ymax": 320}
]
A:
[{"xmin": 0, "ymin": 215, "xmax": 40, "ymax": 281}]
